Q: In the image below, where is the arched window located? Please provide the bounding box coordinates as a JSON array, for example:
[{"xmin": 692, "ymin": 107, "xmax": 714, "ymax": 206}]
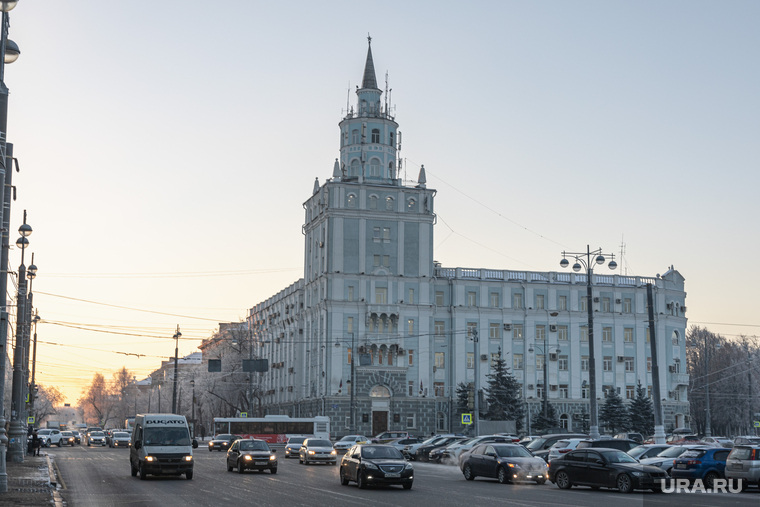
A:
[
  {"xmin": 350, "ymin": 159, "xmax": 360, "ymax": 177},
  {"xmin": 385, "ymin": 196, "xmax": 394, "ymax": 211},
  {"xmin": 347, "ymin": 194, "xmax": 356, "ymax": 208},
  {"xmin": 351, "ymin": 129, "xmax": 359, "ymax": 144},
  {"xmin": 407, "ymin": 198, "xmax": 416, "ymax": 211},
  {"xmin": 369, "ymin": 195, "xmax": 378, "ymax": 210},
  {"xmin": 389, "ymin": 132, "xmax": 394, "ymax": 147},
  {"xmin": 560, "ymin": 414, "xmax": 569, "ymax": 429},
  {"xmin": 369, "ymin": 385, "xmax": 391, "ymax": 398},
  {"xmin": 672, "ymin": 330, "xmax": 680, "ymax": 345},
  {"xmin": 371, "ymin": 129, "xmax": 380, "ymax": 143}
]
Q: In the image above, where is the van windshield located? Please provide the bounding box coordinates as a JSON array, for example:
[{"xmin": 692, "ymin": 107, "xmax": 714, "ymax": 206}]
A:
[{"xmin": 144, "ymin": 427, "xmax": 191, "ymax": 446}]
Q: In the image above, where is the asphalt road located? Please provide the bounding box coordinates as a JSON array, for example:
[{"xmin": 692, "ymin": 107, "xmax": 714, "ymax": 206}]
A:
[{"xmin": 49, "ymin": 444, "xmax": 760, "ymax": 507}]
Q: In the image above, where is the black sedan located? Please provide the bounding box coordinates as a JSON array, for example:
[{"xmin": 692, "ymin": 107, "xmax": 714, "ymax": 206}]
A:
[
  {"xmin": 548, "ymin": 448, "xmax": 668, "ymax": 493},
  {"xmin": 208, "ymin": 434, "xmax": 241, "ymax": 452},
  {"xmin": 340, "ymin": 444, "xmax": 414, "ymax": 490},
  {"xmin": 461, "ymin": 443, "xmax": 548, "ymax": 484},
  {"xmin": 226, "ymin": 439, "xmax": 277, "ymax": 474},
  {"xmin": 416, "ymin": 436, "xmax": 466, "ymax": 462}
]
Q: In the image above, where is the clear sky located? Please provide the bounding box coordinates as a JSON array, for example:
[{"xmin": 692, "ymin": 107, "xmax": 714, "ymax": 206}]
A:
[{"xmin": 6, "ymin": 1, "xmax": 759, "ymax": 404}]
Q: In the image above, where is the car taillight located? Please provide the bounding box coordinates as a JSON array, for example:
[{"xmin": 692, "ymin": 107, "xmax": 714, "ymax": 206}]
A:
[
  {"xmin": 559, "ymin": 449, "xmax": 571, "ymax": 454},
  {"xmin": 686, "ymin": 460, "xmax": 701, "ymax": 465}
]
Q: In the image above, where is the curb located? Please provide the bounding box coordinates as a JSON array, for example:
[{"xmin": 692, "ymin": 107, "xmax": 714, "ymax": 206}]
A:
[{"xmin": 46, "ymin": 454, "xmax": 57, "ymax": 487}]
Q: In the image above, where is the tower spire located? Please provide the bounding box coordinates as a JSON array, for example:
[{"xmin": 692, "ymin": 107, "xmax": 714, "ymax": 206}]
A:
[{"xmin": 362, "ymin": 34, "xmax": 378, "ymax": 90}]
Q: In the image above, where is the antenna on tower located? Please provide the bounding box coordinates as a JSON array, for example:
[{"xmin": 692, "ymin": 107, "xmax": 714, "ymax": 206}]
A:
[
  {"xmin": 346, "ymin": 81, "xmax": 350, "ymax": 116},
  {"xmin": 619, "ymin": 235, "xmax": 627, "ymax": 275},
  {"xmin": 384, "ymin": 71, "xmax": 389, "ymax": 115}
]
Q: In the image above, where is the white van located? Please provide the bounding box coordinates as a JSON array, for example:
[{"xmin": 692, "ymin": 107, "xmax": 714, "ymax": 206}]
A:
[{"xmin": 130, "ymin": 414, "xmax": 198, "ymax": 480}]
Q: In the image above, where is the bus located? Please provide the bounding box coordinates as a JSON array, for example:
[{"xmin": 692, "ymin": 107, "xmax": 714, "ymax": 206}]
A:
[{"xmin": 213, "ymin": 415, "xmax": 330, "ymax": 444}]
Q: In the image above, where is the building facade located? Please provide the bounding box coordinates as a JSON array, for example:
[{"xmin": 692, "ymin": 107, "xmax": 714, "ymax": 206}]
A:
[{"xmin": 245, "ymin": 41, "xmax": 689, "ymax": 438}]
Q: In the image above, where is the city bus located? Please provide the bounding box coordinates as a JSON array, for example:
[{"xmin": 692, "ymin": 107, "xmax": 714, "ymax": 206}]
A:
[{"xmin": 213, "ymin": 415, "xmax": 330, "ymax": 444}]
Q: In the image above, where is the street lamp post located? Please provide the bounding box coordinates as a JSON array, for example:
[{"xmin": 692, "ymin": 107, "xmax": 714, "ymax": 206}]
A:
[
  {"xmin": 27, "ymin": 309, "xmax": 39, "ymax": 418},
  {"xmin": 528, "ymin": 343, "xmax": 551, "ymax": 420},
  {"xmin": 335, "ymin": 333, "xmax": 356, "ymax": 433},
  {"xmin": 23, "ymin": 254, "xmax": 36, "ymax": 422},
  {"xmin": 704, "ymin": 334, "xmax": 720, "ymax": 438},
  {"xmin": 560, "ymin": 245, "xmax": 617, "ymax": 440},
  {"xmin": 171, "ymin": 325, "xmax": 182, "ymax": 414},
  {"xmin": 0, "ymin": 0, "xmax": 21, "ymax": 488},
  {"xmin": 8, "ymin": 211, "xmax": 32, "ymax": 462},
  {"xmin": 473, "ymin": 329, "xmax": 480, "ymax": 436},
  {"xmin": 190, "ymin": 379, "xmax": 196, "ymax": 435}
]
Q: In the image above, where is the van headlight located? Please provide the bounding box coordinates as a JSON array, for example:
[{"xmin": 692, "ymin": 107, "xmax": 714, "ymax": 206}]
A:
[
  {"xmin": 269, "ymin": 454, "xmax": 277, "ymax": 461},
  {"xmin": 244, "ymin": 455, "xmax": 253, "ymax": 461},
  {"xmin": 184, "ymin": 455, "xmax": 193, "ymax": 462}
]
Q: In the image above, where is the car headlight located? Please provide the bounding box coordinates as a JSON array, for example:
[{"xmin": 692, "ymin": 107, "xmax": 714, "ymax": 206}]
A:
[
  {"xmin": 145, "ymin": 456, "xmax": 155, "ymax": 462},
  {"xmin": 331, "ymin": 450, "xmax": 337, "ymax": 455},
  {"xmin": 404, "ymin": 462, "xmax": 414, "ymax": 470},
  {"xmin": 308, "ymin": 450, "xmax": 316, "ymax": 455},
  {"xmin": 506, "ymin": 463, "xmax": 521, "ymax": 469},
  {"xmin": 364, "ymin": 462, "xmax": 379, "ymax": 470},
  {"xmin": 269, "ymin": 455, "xmax": 277, "ymax": 461},
  {"xmin": 244, "ymin": 455, "xmax": 253, "ymax": 461},
  {"xmin": 183, "ymin": 455, "xmax": 193, "ymax": 462},
  {"xmin": 631, "ymin": 471, "xmax": 645, "ymax": 477}
]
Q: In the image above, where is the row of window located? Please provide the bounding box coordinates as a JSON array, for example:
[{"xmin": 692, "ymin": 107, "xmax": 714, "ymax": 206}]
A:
[
  {"xmin": 343, "ymin": 127, "xmax": 394, "ymax": 146},
  {"xmin": 346, "ymin": 194, "xmax": 416, "ymax": 210},
  {"xmin": 435, "ymin": 291, "xmax": 637, "ymax": 313}
]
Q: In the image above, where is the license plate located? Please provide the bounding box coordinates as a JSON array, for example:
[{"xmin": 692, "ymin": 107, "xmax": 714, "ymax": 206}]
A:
[
  {"xmin": 385, "ymin": 473, "xmax": 400, "ymax": 478},
  {"xmin": 255, "ymin": 461, "xmax": 267, "ymax": 465},
  {"xmin": 731, "ymin": 464, "xmax": 743, "ymax": 470},
  {"xmin": 676, "ymin": 464, "xmax": 686, "ymax": 469}
]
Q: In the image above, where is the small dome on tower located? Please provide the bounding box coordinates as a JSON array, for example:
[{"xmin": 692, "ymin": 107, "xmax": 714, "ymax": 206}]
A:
[
  {"xmin": 417, "ymin": 165, "xmax": 427, "ymax": 188},
  {"xmin": 333, "ymin": 158, "xmax": 341, "ymax": 179},
  {"xmin": 313, "ymin": 177, "xmax": 320, "ymax": 195}
]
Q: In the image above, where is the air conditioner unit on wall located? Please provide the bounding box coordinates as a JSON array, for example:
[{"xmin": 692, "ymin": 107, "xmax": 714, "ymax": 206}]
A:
[
  {"xmin": 549, "ymin": 325, "xmax": 557, "ymax": 332},
  {"xmin": 666, "ymin": 302, "xmax": 673, "ymax": 309},
  {"xmin": 616, "ymin": 298, "xmax": 622, "ymax": 304},
  {"xmin": 549, "ymin": 353, "xmax": 558, "ymax": 361},
  {"xmin": 593, "ymin": 297, "xmax": 600, "ymax": 303},
  {"xmin": 480, "ymin": 354, "xmax": 488, "ymax": 361},
  {"xmin": 617, "ymin": 356, "xmax": 625, "ymax": 362},
  {"xmin": 503, "ymin": 324, "xmax": 512, "ymax": 331},
  {"xmin": 668, "ymin": 365, "xmax": 676, "ymax": 373},
  {"xmin": 550, "ymin": 384, "xmax": 558, "ymax": 391},
  {"xmin": 527, "ymin": 384, "xmax": 534, "ymax": 390}
]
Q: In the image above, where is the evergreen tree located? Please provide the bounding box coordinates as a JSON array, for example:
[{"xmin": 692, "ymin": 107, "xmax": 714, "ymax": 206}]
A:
[
  {"xmin": 600, "ymin": 389, "xmax": 628, "ymax": 434},
  {"xmin": 483, "ymin": 349, "xmax": 525, "ymax": 432},
  {"xmin": 456, "ymin": 382, "xmax": 473, "ymax": 413},
  {"xmin": 628, "ymin": 381, "xmax": 654, "ymax": 436},
  {"xmin": 531, "ymin": 402, "xmax": 559, "ymax": 434}
]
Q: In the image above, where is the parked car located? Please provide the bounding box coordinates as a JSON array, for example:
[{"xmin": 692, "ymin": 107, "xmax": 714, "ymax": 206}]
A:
[
  {"xmin": 333, "ymin": 435, "xmax": 371, "ymax": 453},
  {"xmin": 402, "ymin": 435, "xmax": 451, "ymax": 460},
  {"xmin": 734, "ymin": 436, "xmax": 760, "ymax": 446},
  {"xmin": 667, "ymin": 434, "xmax": 700, "ymax": 444},
  {"xmin": 524, "ymin": 433, "xmax": 588, "ymax": 462},
  {"xmin": 110, "ymin": 431, "xmax": 131, "ymax": 448},
  {"xmin": 639, "ymin": 445, "xmax": 708, "ymax": 476},
  {"xmin": 284, "ymin": 436, "xmax": 310, "ymax": 459},
  {"xmin": 416, "ymin": 436, "xmax": 466, "ymax": 462},
  {"xmin": 671, "ymin": 447, "xmax": 731, "ymax": 488},
  {"xmin": 371, "ymin": 431, "xmax": 412, "ymax": 443},
  {"xmin": 455, "ymin": 436, "xmax": 515, "ymax": 467},
  {"xmin": 60, "ymin": 431, "xmax": 76, "ymax": 446},
  {"xmin": 37, "ymin": 429, "xmax": 63, "ymax": 447},
  {"xmin": 614, "ymin": 432, "xmax": 644, "ymax": 444},
  {"xmin": 339, "ymin": 444, "xmax": 413, "ymax": 490},
  {"xmin": 386, "ymin": 437, "xmax": 421, "ymax": 452},
  {"xmin": 518, "ymin": 436, "xmax": 541, "ymax": 447},
  {"xmin": 299, "ymin": 438, "xmax": 337, "ymax": 465},
  {"xmin": 461, "ymin": 443, "xmax": 548, "ymax": 484},
  {"xmin": 577, "ymin": 438, "xmax": 639, "ymax": 453},
  {"xmin": 226, "ymin": 438, "xmax": 277, "ymax": 474},
  {"xmin": 549, "ymin": 448, "xmax": 669, "ymax": 493},
  {"xmin": 725, "ymin": 445, "xmax": 760, "ymax": 490},
  {"xmin": 87, "ymin": 431, "xmax": 107, "ymax": 446},
  {"xmin": 701, "ymin": 437, "xmax": 733, "ymax": 448},
  {"xmin": 627, "ymin": 444, "xmax": 671, "ymax": 461},
  {"xmin": 546, "ymin": 438, "xmax": 587, "ymax": 463},
  {"xmin": 208, "ymin": 434, "xmax": 241, "ymax": 452}
]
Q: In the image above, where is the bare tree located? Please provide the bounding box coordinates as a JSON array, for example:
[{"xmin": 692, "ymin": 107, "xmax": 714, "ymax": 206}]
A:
[
  {"xmin": 31, "ymin": 385, "xmax": 64, "ymax": 426},
  {"xmin": 78, "ymin": 373, "xmax": 115, "ymax": 427}
]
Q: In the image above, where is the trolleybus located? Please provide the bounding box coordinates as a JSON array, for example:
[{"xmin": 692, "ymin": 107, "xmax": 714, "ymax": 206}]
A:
[{"xmin": 213, "ymin": 415, "xmax": 330, "ymax": 444}]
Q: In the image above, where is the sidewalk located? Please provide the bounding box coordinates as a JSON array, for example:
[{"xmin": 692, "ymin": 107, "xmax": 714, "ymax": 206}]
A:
[{"xmin": 2, "ymin": 450, "xmax": 60, "ymax": 506}]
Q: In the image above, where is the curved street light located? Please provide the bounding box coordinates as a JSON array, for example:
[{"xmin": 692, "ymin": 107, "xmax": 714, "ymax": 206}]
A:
[{"xmin": 559, "ymin": 245, "xmax": 616, "ymax": 439}]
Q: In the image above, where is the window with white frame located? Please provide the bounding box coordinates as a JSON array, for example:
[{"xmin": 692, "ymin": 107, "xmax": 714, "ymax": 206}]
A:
[
  {"xmin": 558, "ymin": 325, "xmax": 568, "ymax": 341},
  {"xmin": 408, "ymin": 288, "xmax": 415, "ymax": 304},
  {"xmin": 490, "ymin": 353, "xmax": 500, "ymax": 367},
  {"xmin": 513, "ymin": 324, "xmax": 523, "ymax": 341},
  {"xmin": 467, "ymin": 322, "xmax": 477, "ymax": 339},
  {"xmin": 623, "ymin": 298, "xmax": 632, "ymax": 313},
  {"xmin": 382, "ymin": 255, "xmax": 390, "ymax": 267},
  {"xmin": 536, "ymin": 294, "xmax": 545, "ymax": 310},
  {"xmin": 580, "ymin": 326, "xmax": 588, "ymax": 342},
  {"xmin": 536, "ymin": 355, "xmax": 545, "ymax": 371},
  {"xmin": 603, "ymin": 356, "xmax": 612, "ymax": 371},
  {"xmin": 347, "ymin": 317, "xmax": 354, "ymax": 334},
  {"xmin": 581, "ymin": 356, "xmax": 589, "ymax": 371},
  {"xmin": 626, "ymin": 385, "xmax": 635, "ymax": 399},
  {"xmin": 435, "ymin": 352, "xmax": 445, "ymax": 369},
  {"xmin": 558, "ymin": 295, "xmax": 567, "ymax": 311},
  {"xmin": 624, "ymin": 357, "xmax": 634, "ymax": 372},
  {"xmin": 385, "ymin": 196, "xmax": 394, "ymax": 210},
  {"xmin": 490, "ymin": 292, "xmax": 499, "ymax": 307},
  {"xmin": 513, "ymin": 293, "xmax": 523, "ymax": 309},
  {"xmin": 582, "ymin": 386, "xmax": 589, "ymax": 399},
  {"xmin": 602, "ymin": 297, "xmax": 611, "ymax": 312},
  {"xmin": 434, "ymin": 321, "xmax": 445, "ymax": 337},
  {"xmin": 407, "ymin": 319, "xmax": 414, "ymax": 336},
  {"xmin": 467, "ymin": 291, "xmax": 477, "ymax": 306},
  {"xmin": 435, "ymin": 291, "xmax": 444, "ymax": 306},
  {"xmin": 466, "ymin": 353, "xmax": 474, "ymax": 369},
  {"xmin": 347, "ymin": 286, "xmax": 354, "ymax": 301},
  {"xmin": 375, "ymin": 287, "xmax": 388, "ymax": 304},
  {"xmin": 559, "ymin": 385, "xmax": 569, "ymax": 398},
  {"xmin": 369, "ymin": 195, "xmax": 378, "ymax": 209},
  {"xmin": 602, "ymin": 327, "xmax": 612, "ymax": 342},
  {"xmin": 489, "ymin": 323, "xmax": 500, "ymax": 340},
  {"xmin": 408, "ymin": 381, "xmax": 414, "ymax": 397},
  {"xmin": 558, "ymin": 355, "xmax": 568, "ymax": 371},
  {"xmin": 580, "ymin": 296, "xmax": 588, "ymax": 312},
  {"xmin": 406, "ymin": 414, "xmax": 416, "ymax": 428},
  {"xmin": 624, "ymin": 328, "xmax": 634, "ymax": 342},
  {"xmin": 383, "ymin": 227, "xmax": 390, "ymax": 240},
  {"xmin": 536, "ymin": 325, "xmax": 546, "ymax": 341},
  {"xmin": 434, "ymin": 382, "xmax": 444, "ymax": 397},
  {"xmin": 513, "ymin": 354, "xmax": 523, "ymax": 370},
  {"xmin": 373, "ymin": 255, "xmax": 380, "ymax": 267}
]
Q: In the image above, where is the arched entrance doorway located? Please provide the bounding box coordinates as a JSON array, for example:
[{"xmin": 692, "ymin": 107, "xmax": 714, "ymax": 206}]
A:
[{"xmin": 370, "ymin": 385, "xmax": 391, "ymax": 436}]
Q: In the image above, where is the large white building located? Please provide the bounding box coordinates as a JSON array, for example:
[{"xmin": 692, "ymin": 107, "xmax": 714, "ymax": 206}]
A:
[{"xmin": 246, "ymin": 40, "xmax": 689, "ymax": 437}]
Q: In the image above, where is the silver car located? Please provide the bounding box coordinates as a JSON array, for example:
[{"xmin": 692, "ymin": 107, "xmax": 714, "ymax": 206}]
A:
[
  {"xmin": 639, "ymin": 445, "xmax": 707, "ymax": 475},
  {"xmin": 285, "ymin": 436, "xmax": 309, "ymax": 459},
  {"xmin": 299, "ymin": 438, "xmax": 337, "ymax": 465},
  {"xmin": 725, "ymin": 445, "xmax": 760, "ymax": 489}
]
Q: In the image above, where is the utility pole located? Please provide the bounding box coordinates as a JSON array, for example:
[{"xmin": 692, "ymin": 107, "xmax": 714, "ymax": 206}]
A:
[
  {"xmin": 473, "ymin": 329, "xmax": 480, "ymax": 436},
  {"xmin": 647, "ymin": 284, "xmax": 665, "ymax": 444},
  {"xmin": 171, "ymin": 325, "xmax": 181, "ymax": 414}
]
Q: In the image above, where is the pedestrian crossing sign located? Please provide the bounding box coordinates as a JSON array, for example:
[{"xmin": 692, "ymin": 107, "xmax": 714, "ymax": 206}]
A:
[
  {"xmin": 27, "ymin": 416, "xmax": 35, "ymax": 424},
  {"xmin": 462, "ymin": 413, "xmax": 472, "ymax": 425},
  {"xmin": 754, "ymin": 421, "xmax": 759, "ymax": 428}
]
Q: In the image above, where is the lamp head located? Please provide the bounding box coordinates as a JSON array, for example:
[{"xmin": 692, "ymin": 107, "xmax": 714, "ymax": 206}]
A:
[
  {"xmin": 4, "ymin": 39, "xmax": 20, "ymax": 63},
  {"xmin": 18, "ymin": 222, "xmax": 32, "ymax": 237},
  {"xmin": 559, "ymin": 258, "xmax": 569, "ymax": 269},
  {"xmin": 572, "ymin": 262, "xmax": 581, "ymax": 272},
  {"xmin": 15, "ymin": 236, "xmax": 28, "ymax": 249},
  {"xmin": 608, "ymin": 260, "xmax": 617, "ymax": 270},
  {"xmin": 27, "ymin": 263, "xmax": 37, "ymax": 279},
  {"xmin": 595, "ymin": 254, "xmax": 605, "ymax": 265},
  {"xmin": 0, "ymin": 1, "xmax": 19, "ymax": 12}
]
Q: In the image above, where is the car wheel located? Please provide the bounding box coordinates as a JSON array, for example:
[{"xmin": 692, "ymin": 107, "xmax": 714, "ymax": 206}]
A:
[
  {"xmin": 299, "ymin": 455, "xmax": 303, "ymax": 464},
  {"xmin": 139, "ymin": 463, "xmax": 147, "ymax": 480},
  {"xmin": 463, "ymin": 464, "xmax": 475, "ymax": 481},
  {"xmin": 704, "ymin": 471, "xmax": 719, "ymax": 490},
  {"xmin": 227, "ymin": 462, "xmax": 233, "ymax": 472},
  {"xmin": 130, "ymin": 462, "xmax": 138, "ymax": 477},
  {"xmin": 340, "ymin": 468, "xmax": 350, "ymax": 486},
  {"xmin": 498, "ymin": 467, "xmax": 509, "ymax": 484},
  {"xmin": 237, "ymin": 461, "xmax": 245, "ymax": 474},
  {"xmin": 555, "ymin": 470, "xmax": 572, "ymax": 489},
  {"xmin": 185, "ymin": 471, "xmax": 193, "ymax": 480},
  {"xmin": 357, "ymin": 472, "xmax": 367, "ymax": 489},
  {"xmin": 270, "ymin": 468, "xmax": 277, "ymax": 475},
  {"xmin": 403, "ymin": 481, "xmax": 413, "ymax": 490},
  {"xmin": 617, "ymin": 473, "xmax": 633, "ymax": 494}
]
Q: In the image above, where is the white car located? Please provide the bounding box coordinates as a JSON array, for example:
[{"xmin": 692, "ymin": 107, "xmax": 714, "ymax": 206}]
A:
[
  {"xmin": 333, "ymin": 435, "xmax": 370, "ymax": 452},
  {"xmin": 110, "ymin": 431, "xmax": 131, "ymax": 448},
  {"xmin": 37, "ymin": 429, "xmax": 63, "ymax": 447},
  {"xmin": 87, "ymin": 431, "xmax": 107, "ymax": 446},
  {"xmin": 639, "ymin": 445, "xmax": 707, "ymax": 475},
  {"xmin": 546, "ymin": 438, "xmax": 587, "ymax": 463}
]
